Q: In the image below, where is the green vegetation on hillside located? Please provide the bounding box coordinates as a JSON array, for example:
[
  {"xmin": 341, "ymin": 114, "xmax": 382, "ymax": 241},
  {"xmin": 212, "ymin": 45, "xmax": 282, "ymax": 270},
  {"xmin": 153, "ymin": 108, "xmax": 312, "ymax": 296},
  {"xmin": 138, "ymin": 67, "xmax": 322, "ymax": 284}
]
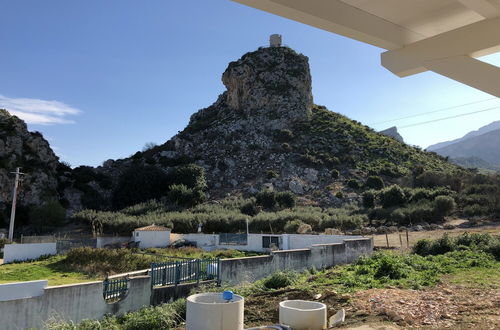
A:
[
  {"xmin": 74, "ymin": 198, "xmax": 366, "ymax": 235},
  {"xmin": 294, "ymin": 106, "xmax": 459, "ymax": 177}
]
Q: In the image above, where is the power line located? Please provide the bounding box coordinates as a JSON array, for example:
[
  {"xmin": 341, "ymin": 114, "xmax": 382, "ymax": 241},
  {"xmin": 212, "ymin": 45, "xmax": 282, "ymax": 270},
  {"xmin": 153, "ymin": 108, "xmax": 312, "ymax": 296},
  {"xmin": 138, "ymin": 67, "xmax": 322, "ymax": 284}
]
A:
[
  {"xmin": 398, "ymin": 106, "xmax": 500, "ymax": 130},
  {"xmin": 371, "ymin": 97, "xmax": 498, "ymax": 125}
]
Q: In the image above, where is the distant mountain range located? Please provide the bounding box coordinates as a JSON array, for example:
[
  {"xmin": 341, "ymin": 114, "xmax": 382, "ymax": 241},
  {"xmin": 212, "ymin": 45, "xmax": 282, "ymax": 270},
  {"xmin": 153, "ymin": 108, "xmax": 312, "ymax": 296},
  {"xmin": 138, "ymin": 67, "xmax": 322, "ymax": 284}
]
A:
[{"xmin": 427, "ymin": 120, "xmax": 500, "ymax": 171}]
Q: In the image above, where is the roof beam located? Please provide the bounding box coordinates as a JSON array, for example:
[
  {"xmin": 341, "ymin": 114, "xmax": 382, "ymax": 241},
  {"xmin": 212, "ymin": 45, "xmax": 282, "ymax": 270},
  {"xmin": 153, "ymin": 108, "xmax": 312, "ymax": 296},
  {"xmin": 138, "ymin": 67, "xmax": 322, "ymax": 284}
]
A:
[
  {"xmin": 457, "ymin": 0, "xmax": 500, "ymax": 18},
  {"xmin": 231, "ymin": 0, "xmax": 426, "ymax": 50},
  {"xmin": 424, "ymin": 56, "xmax": 500, "ymax": 97},
  {"xmin": 381, "ymin": 17, "xmax": 500, "ymax": 77}
]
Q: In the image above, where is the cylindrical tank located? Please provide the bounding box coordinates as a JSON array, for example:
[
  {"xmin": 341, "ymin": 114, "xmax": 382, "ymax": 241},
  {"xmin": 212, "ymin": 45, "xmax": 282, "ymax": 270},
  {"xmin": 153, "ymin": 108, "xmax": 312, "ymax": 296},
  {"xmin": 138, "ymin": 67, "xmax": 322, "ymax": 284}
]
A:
[
  {"xmin": 279, "ymin": 300, "xmax": 327, "ymax": 330},
  {"xmin": 186, "ymin": 292, "xmax": 244, "ymax": 330}
]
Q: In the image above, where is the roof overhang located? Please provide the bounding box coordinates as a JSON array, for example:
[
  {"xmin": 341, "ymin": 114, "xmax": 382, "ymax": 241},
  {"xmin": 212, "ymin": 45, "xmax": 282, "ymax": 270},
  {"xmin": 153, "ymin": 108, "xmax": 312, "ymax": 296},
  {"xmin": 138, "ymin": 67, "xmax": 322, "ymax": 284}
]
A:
[{"xmin": 231, "ymin": 0, "xmax": 500, "ymax": 97}]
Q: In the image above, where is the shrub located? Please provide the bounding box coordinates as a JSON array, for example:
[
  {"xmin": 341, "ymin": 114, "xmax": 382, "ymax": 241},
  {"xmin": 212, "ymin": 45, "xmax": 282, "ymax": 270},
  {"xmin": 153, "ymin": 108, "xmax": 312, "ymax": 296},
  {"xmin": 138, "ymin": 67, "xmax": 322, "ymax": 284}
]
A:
[
  {"xmin": 29, "ymin": 199, "xmax": 66, "ymax": 231},
  {"xmin": 347, "ymin": 179, "xmax": 360, "ymax": 189},
  {"xmin": 255, "ymin": 190, "xmax": 277, "ymax": 209},
  {"xmin": 169, "ymin": 164, "xmax": 206, "ymax": 190},
  {"xmin": 284, "ymin": 220, "xmax": 303, "ymax": 233},
  {"xmin": 168, "ymin": 184, "xmax": 206, "ymax": 207},
  {"xmin": 297, "ymin": 223, "xmax": 312, "ymax": 234},
  {"xmin": 366, "ymin": 176, "xmax": 384, "ymax": 190},
  {"xmin": 331, "ymin": 169, "xmax": 339, "ymax": 179},
  {"xmin": 433, "ymin": 195, "xmax": 456, "ymax": 217},
  {"xmin": 275, "ymin": 129, "xmax": 294, "ymax": 142},
  {"xmin": 266, "ymin": 169, "xmax": 279, "ymax": 179},
  {"xmin": 281, "ymin": 143, "xmax": 292, "ymax": 152},
  {"xmin": 413, "ymin": 232, "xmax": 500, "ymax": 261},
  {"xmin": 112, "ymin": 165, "xmax": 169, "ymax": 209},
  {"xmin": 120, "ymin": 303, "xmax": 184, "ymax": 330},
  {"xmin": 362, "ymin": 191, "xmax": 375, "ymax": 208},
  {"xmin": 240, "ymin": 202, "xmax": 261, "ymax": 216},
  {"xmin": 335, "ymin": 191, "xmax": 344, "ymax": 199},
  {"xmin": 380, "ymin": 185, "xmax": 407, "ymax": 208},
  {"xmin": 275, "ymin": 191, "xmax": 296, "ymax": 208},
  {"xmin": 463, "ymin": 204, "xmax": 488, "ymax": 217},
  {"xmin": 261, "ymin": 271, "xmax": 299, "ymax": 290},
  {"xmin": 64, "ymin": 247, "xmax": 155, "ymax": 275}
]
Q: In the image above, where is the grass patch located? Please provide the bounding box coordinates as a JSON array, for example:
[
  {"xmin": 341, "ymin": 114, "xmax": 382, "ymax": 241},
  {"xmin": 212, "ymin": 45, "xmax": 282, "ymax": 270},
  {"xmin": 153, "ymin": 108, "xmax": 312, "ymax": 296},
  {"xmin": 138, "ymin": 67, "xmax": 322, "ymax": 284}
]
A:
[
  {"xmin": 444, "ymin": 267, "xmax": 500, "ymax": 289},
  {"xmin": 0, "ymin": 247, "xmax": 263, "ymax": 285},
  {"xmin": 0, "ymin": 255, "xmax": 97, "ymax": 286}
]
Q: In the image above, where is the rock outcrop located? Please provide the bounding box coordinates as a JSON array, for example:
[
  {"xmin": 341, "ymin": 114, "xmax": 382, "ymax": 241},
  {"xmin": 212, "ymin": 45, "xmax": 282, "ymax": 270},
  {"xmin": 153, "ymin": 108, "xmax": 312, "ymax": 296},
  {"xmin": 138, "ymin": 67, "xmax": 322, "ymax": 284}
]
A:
[
  {"xmin": 380, "ymin": 126, "xmax": 404, "ymax": 143},
  {"xmin": 0, "ymin": 110, "xmax": 61, "ymax": 208}
]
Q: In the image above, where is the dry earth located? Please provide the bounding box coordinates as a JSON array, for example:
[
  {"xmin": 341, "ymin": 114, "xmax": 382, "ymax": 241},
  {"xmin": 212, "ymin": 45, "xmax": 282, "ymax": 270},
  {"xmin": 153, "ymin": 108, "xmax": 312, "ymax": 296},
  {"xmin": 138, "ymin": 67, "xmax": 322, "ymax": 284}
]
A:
[{"xmin": 371, "ymin": 221, "xmax": 499, "ymax": 249}]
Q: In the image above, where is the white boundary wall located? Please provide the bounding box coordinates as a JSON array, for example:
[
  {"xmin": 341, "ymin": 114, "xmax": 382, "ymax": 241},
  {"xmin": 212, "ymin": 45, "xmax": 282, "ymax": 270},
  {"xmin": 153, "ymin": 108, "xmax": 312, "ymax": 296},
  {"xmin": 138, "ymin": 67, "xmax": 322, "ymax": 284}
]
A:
[
  {"xmin": 171, "ymin": 233, "xmax": 362, "ymax": 252},
  {"xmin": 0, "ymin": 280, "xmax": 48, "ymax": 301},
  {"xmin": 3, "ymin": 243, "xmax": 57, "ymax": 263}
]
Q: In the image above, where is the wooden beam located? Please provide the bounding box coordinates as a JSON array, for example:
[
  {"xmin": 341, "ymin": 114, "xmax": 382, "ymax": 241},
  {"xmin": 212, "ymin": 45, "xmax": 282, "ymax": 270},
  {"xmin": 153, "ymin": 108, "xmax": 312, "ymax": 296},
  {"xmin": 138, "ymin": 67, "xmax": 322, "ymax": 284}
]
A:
[
  {"xmin": 458, "ymin": 0, "xmax": 500, "ymax": 18},
  {"xmin": 381, "ymin": 17, "xmax": 500, "ymax": 77},
  {"xmin": 231, "ymin": 0, "xmax": 425, "ymax": 50},
  {"xmin": 424, "ymin": 56, "xmax": 500, "ymax": 98}
]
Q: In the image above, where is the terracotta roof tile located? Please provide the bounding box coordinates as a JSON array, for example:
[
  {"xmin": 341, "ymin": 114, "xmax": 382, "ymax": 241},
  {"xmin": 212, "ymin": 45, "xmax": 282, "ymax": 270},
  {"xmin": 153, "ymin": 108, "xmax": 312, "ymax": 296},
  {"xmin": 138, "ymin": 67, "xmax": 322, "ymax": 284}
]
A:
[{"xmin": 134, "ymin": 224, "xmax": 170, "ymax": 232}]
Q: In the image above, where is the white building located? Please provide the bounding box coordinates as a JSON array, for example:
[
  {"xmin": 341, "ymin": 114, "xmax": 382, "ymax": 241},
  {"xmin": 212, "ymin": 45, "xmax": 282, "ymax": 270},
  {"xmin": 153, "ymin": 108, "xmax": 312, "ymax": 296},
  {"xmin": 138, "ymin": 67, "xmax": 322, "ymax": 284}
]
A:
[{"xmin": 133, "ymin": 224, "xmax": 171, "ymax": 249}]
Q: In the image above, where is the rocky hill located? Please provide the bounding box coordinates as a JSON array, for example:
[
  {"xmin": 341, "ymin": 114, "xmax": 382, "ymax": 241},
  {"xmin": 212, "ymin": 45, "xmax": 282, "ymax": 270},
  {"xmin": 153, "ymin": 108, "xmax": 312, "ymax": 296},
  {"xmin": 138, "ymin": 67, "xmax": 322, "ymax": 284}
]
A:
[
  {"xmin": 92, "ymin": 46, "xmax": 458, "ymax": 208},
  {"xmin": 1, "ymin": 45, "xmax": 462, "ymax": 227},
  {"xmin": 427, "ymin": 120, "xmax": 500, "ymax": 152},
  {"xmin": 431, "ymin": 128, "xmax": 500, "ymax": 168},
  {"xmin": 379, "ymin": 126, "xmax": 404, "ymax": 142}
]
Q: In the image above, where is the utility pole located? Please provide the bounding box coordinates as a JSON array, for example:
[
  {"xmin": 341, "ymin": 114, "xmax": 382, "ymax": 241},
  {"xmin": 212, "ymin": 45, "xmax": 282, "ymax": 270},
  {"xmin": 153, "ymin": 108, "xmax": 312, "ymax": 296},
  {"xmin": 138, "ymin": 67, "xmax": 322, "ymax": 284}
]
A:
[{"xmin": 8, "ymin": 167, "xmax": 24, "ymax": 241}]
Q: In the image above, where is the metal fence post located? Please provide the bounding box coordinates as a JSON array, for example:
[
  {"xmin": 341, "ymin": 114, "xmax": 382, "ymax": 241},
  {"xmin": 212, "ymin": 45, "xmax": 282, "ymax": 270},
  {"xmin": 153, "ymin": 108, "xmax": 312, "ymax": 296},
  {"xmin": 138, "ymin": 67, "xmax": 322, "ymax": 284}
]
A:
[
  {"xmin": 216, "ymin": 258, "xmax": 221, "ymax": 286},
  {"xmin": 175, "ymin": 261, "xmax": 181, "ymax": 285}
]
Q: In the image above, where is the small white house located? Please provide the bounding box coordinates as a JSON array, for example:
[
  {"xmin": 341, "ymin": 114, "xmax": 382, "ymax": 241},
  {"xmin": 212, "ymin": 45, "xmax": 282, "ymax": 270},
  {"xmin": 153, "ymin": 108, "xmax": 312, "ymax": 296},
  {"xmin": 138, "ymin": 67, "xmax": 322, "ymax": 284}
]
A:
[{"xmin": 133, "ymin": 224, "xmax": 171, "ymax": 249}]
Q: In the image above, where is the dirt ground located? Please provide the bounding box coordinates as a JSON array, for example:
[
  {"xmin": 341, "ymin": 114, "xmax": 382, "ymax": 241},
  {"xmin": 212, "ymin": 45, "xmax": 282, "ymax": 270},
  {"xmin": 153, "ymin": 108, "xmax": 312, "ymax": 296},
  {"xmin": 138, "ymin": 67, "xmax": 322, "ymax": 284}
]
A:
[
  {"xmin": 370, "ymin": 222, "xmax": 499, "ymax": 249},
  {"xmin": 241, "ymin": 222, "xmax": 500, "ymax": 329},
  {"xmin": 242, "ymin": 281, "xmax": 500, "ymax": 329}
]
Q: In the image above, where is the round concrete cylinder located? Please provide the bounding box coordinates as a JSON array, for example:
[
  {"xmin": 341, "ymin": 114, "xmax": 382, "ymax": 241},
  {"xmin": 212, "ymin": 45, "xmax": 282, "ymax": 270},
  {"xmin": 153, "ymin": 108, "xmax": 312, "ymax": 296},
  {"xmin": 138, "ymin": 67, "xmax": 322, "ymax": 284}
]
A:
[
  {"xmin": 186, "ymin": 292, "xmax": 244, "ymax": 330},
  {"xmin": 279, "ymin": 300, "xmax": 327, "ymax": 330}
]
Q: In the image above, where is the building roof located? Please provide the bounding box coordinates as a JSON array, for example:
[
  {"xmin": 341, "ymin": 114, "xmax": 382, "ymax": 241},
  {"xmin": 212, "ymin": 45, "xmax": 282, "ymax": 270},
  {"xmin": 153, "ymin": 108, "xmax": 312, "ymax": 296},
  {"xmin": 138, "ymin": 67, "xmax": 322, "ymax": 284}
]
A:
[
  {"xmin": 232, "ymin": 0, "xmax": 500, "ymax": 97},
  {"xmin": 134, "ymin": 224, "xmax": 170, "ymax": 232}
]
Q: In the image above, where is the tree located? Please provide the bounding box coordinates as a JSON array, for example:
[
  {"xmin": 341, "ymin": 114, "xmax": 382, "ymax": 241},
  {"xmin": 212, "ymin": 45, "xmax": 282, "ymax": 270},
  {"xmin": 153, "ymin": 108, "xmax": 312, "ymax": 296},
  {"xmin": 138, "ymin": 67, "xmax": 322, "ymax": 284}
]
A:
[
  {"xmin": 112, "ymin": 165, "xmax": 169, "ymax": 209},
  {"xmin": 380, "ymin": 185, "xmax": 407, "ymax": 208},
  {"xmin": 366, "ymin": 176, "xmax": 384, "ymax": 190}
]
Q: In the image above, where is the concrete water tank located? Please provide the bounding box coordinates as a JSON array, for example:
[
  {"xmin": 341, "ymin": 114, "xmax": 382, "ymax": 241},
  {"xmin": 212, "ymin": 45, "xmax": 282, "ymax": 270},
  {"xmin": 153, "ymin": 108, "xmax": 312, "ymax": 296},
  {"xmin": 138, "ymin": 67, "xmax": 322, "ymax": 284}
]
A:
[
  {"xmin": 279, "ymin": 300, "xmax": 327, "ymax": 330},
  {"xmin": 186, "ymin": 292, "xmax": 244, "ymax": 330}
]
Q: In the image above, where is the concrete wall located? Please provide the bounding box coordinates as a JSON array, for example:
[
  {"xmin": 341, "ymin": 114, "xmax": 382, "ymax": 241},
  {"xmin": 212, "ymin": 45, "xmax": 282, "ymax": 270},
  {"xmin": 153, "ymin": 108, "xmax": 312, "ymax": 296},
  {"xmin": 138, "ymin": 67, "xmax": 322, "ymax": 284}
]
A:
[
  {"xmin": 286, "ymin": 234, "xmax": 361, "ymax": 250},
  {"xmin": 220, "ymin": 238, "xmax": 373, "ymax": 285},
  {"xmin": 134, "ymin": 230, "xmax": 170, "ymax": 248},
  {"xmin": 0, "ymin": 275, "xmax": 151, "ymax": 330},
  {"xmin": 172, "ymin": 233, "xmax": 363, "ymax": 253},
  {"xmin": 171, "ymin": 233, "xmax": 218, "ymax": 249},
  {"xmin": 3, "ymin": 243, "xmax": 57, "ymax": 263},
  {"xmin": 96, "ymin": 236, "xmax": 131, "ymax": 248},
  {"xmin": 0, "ymin": 280, "xmax": 48, "ymax": 302}
]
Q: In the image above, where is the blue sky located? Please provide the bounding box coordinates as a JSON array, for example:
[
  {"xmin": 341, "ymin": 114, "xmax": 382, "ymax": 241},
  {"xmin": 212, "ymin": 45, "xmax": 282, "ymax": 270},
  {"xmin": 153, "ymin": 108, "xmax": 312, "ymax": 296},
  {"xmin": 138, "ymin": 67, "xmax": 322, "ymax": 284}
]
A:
[{"xmin": 1, "ymin": 0, "xmax": 499, "ymax": 167}]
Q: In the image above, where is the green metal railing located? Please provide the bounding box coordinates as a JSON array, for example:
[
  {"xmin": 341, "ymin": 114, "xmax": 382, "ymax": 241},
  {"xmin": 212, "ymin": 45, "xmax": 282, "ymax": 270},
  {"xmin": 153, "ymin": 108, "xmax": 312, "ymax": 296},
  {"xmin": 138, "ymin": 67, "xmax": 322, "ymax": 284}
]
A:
[
  {"xmin": 103, "ymin": 276, "xmax": 129, "ymax": 301},
  {"xmin": 151, "ymin": 258, "xmax": 220, "ymax": 288}
]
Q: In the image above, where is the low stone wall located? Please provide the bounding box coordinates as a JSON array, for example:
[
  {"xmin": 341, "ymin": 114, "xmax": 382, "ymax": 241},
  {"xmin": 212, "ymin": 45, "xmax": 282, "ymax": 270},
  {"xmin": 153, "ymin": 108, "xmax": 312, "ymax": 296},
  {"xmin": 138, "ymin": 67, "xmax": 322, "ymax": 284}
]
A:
[
  {"xmin": 0, "ymin": 280, "xmax": 48, "ymax": 302},
  {"xmin": 151, "ymin": 280, "xmax": 216, "ymax": 305},
  {"xmin": 3, "ymin": 243, "xmax": 57, "ymax": 263},
  {"xmin": 0, "ymin": 275, "xmax": 151, "ymax": 330},
  {"xmin": 220, "ymin": 238, "xmax": 373, "ymax": 284}
]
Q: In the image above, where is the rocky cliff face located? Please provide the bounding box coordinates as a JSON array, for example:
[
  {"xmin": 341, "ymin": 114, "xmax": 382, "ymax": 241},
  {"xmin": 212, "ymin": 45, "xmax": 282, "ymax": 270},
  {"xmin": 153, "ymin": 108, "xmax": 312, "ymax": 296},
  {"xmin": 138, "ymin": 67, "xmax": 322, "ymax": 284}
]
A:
[
  {"xmin": 95, "ymin": 46, "xmax": 456, "ymax": 207},
  {"xmin": 0, "ymin": 109, "xmax": 61, "ymax": 209}
]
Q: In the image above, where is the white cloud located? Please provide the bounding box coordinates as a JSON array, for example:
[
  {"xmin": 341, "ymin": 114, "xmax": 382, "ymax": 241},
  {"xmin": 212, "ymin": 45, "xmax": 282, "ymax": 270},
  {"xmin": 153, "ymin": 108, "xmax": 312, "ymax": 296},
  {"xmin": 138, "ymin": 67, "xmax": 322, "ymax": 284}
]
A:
[{"xmin": 0, "ymin": 95, "xmax": 81, "ymax": 124}]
